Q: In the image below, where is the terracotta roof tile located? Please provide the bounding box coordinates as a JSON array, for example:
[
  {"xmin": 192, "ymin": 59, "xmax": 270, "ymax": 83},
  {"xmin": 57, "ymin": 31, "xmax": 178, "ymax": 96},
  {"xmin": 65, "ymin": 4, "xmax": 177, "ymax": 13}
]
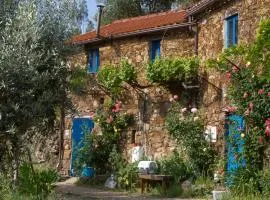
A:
[{"xmin": 72, "ymin": 9, "xmax": 187, "ymax": 44}]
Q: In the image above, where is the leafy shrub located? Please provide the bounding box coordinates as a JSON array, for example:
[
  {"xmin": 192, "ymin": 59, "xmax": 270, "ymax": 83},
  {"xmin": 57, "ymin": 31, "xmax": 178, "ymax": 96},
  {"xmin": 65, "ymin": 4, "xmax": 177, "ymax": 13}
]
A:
[
  {"xmin": 190, "ymin": 176, "xmax": 214, "ymax": 197},
  {"xmin": 146, "ymin": 57, "xmax": 199, "ymax": 83},
  {"xmin": 117, "ymin": 162, "xmax": 138, "ymax": 191},
  {"xmin": 151, "ymin": 183, "xmax": 183, "ymax": 197},
  {"xmin": 0, "ymin": 173, "xmax": 13, "ymax": 200},
  {"xmin": 70, "ymin": 66, "xmax": 89, "ymax": 94},
  {"xmin": 97, "ymin": 60, "xmax": 137, "ymax": 95},
  {"xmin": 165, "ymin": 102, "xmax": 216, "ymax": 176},
  {"xmin": 230, "ymin": 168, "xmax": 270, "ymax": 196},
  {"xmin": 18, "ymin": 163, "xmax": 58, "ymax": 199},
  {"xmin": 157, "ymin": 151, "xmax": 191, "ymax": 183}
]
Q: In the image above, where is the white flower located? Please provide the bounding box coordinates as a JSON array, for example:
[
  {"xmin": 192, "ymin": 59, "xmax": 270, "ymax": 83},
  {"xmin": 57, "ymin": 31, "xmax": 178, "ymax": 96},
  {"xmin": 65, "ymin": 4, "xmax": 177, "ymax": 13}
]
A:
[
  {"xmin": 246, "ymin": 61, "xmax": 251, "ymax": 67},
  {"xmin": 181, "ymin": 108, "xmax": 187, "ymax": 113},
  {"xmin": 191, "ymin": 108, "xmax": 198, "ymax": 113},
  {"xmin": 169, "ymin": 97, "xmax": 175, "ymax": 102},
  {"xmin": 194, "ymin": 117, "xmax": 199, "ymax": 121},
  {"xmin": 203, "ymin": 148, "xmax": 207, "ymax": 152},
  {"xmin": 241, "ymin": 133, "xmax": 245, "ymax": 138}
]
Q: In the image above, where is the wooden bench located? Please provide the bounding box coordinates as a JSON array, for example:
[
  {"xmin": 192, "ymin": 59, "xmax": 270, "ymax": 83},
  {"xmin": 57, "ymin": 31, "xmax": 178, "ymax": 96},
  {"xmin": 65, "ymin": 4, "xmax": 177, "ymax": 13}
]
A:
[{"xmin": 138, "ymin": 174, "xmax": 173, "ymax": 194}]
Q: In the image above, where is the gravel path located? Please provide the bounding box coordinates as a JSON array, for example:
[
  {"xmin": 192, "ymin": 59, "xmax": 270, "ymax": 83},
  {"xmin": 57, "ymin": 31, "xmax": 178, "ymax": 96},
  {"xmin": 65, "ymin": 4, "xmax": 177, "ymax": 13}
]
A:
[{"xmin": 56, "ymin": 178, "xmax": 206, "ymax": 200}]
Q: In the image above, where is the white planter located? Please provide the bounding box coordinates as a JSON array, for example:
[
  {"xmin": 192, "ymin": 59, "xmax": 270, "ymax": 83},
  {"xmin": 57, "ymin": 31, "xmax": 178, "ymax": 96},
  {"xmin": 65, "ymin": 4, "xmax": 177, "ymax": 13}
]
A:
[{"xmin": 212, "ymin": 190, "xmax": 226, "ymax": 200}]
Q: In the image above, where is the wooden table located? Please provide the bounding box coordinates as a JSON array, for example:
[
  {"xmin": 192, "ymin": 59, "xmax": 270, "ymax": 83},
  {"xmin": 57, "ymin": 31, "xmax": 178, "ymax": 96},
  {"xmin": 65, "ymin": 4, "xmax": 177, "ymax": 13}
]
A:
[{"xmin": 138, "ymin": 174, "xmax": 173, "ymax": 194}]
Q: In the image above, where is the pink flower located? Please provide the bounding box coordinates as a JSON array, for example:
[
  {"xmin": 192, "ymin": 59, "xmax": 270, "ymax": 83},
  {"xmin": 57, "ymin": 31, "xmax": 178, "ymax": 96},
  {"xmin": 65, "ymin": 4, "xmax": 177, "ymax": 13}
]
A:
[
  {"xmin": 173, "ymin": 95, "xmax": 179, "ymax": 100},
  {"xmin": 229, "ymin": 106, "xmax": 237, "ymax": 113},
  {"xmin": 259, "ymin": 136, "xmax": 263, "ymax": 144},
  {"xmin": 169, "ymin": 97, "xmax": 175, "ymax": 102},
  {"xmin": 258, "ymin": 89, "xmax": 265, "ymax": 95},
  {"xmin": 249, "ymin": 102, "xmax": 254, "ymax": 111},
  {"xmin": 243, "ymin": 92, "xmax": 248, "ymax": 99},
  {"xmin": 268, "ymin": 92, "xmax": 270, "ymax": 97},
  {"xmin": 106, "ymin": 116, "xmax": 113, "ymax": 124},
  {"xmin": 226, "ymin": 72, "xmax": 231, "ymax": 79},
  {"xmin": 232, "ymin": 66, "xmax": 239, "ymax": 72}
]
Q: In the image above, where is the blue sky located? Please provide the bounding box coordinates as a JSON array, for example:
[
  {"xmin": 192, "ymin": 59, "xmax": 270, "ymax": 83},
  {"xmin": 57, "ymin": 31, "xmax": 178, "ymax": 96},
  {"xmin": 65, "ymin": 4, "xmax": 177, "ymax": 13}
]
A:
[
  {"xmin": 81, "ymin": 0, "xmax": 97, "ymax": 33},
  {"xmin": 87, "ymin": 0, "xmax": 97, "ymax": 22}
]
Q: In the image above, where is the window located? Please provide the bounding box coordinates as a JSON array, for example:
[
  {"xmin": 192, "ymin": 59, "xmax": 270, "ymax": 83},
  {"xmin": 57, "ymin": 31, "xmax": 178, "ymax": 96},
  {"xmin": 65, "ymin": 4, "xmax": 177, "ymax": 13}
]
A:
[
  {"xmin": 131, "ymin": 130, "xmax": 136, "ymax": 144},
  {"xmin": 151, "ymin": 40, "xmax": 161, "ymax": 61},
  {"xmin": 225, "ymin": 14, "xmax": 238, "ymax": 48},
  {"xmin": 88, "ymin": 49, "xmax": 99, "ymax": 73}
]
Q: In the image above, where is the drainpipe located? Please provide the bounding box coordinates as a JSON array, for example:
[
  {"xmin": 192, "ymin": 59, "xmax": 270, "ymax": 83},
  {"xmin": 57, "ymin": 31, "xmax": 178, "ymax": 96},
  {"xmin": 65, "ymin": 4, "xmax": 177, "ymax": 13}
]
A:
[
  {"xmin": 96, "ymin": 3, "xmax": 105, "ymax": 38},
  {"xmin": 189, "ymin": 15, "xmax": 199, "ymax": 56}
]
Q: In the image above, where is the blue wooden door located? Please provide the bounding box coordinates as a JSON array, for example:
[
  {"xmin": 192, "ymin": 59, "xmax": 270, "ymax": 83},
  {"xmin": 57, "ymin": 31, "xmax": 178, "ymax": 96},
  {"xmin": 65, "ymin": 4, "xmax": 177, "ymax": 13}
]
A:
[
  {"xmin": 70, "ymin": 118, "xmax": 94, "ymax": 176},
  {"xmin": 225, "ymin": 115, "xmax": 246, "ymax": 185}
]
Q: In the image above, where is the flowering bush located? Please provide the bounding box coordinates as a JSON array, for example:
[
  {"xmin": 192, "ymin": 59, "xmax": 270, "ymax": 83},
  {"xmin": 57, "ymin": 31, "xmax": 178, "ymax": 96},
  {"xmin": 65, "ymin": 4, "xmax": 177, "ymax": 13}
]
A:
[
  {"xmin": 165, "ymin": 101, "xmax": 216, "ymax": 176},
  {"xmin": 207, "ymin": 20, "xmax": 270, "ymax": 176},
  {"xmin": 90, "ymin": 99, "xmax": 134, "ymax": 174}
]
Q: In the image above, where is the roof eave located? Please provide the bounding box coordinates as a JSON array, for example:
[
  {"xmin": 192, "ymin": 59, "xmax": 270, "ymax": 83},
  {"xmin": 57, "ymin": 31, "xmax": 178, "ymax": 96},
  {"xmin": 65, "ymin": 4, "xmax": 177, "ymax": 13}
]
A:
[
  {"xmin": 187, "ymin": 0, "xmax": 220, "ymax": 16},
  {"xmin": 72, "ymin": 21, "xmax": 196, "ymax": 46}
]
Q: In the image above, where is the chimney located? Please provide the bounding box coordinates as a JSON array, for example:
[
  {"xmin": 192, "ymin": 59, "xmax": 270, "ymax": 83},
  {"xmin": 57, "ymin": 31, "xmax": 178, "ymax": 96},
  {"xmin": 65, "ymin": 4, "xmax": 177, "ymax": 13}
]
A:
[{"xmin": 96, "ymin": 3, "xmax": 105, "ymax": 37}]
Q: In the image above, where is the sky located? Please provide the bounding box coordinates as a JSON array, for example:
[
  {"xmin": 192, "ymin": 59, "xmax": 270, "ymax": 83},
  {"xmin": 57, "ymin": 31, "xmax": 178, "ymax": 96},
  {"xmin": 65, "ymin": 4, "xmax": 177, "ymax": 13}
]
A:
[
  {"xmin": 81, "ymin": 0, "xmax": 97, "ymax": 33},
  {"xmin": 87, "ymin": 0, "xmax": 98, "ymax": 23}
]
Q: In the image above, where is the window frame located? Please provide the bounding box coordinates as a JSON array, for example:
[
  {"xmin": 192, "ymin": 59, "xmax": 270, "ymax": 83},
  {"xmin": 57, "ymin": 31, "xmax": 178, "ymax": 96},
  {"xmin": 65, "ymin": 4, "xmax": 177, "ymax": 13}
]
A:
[
  {"xmin": 225, "ymin": 14, "xmax": 239, "ymax": 48},
  {"xmin": 88, "ymin": 49, "xmax": 100, "ymax": 74}
]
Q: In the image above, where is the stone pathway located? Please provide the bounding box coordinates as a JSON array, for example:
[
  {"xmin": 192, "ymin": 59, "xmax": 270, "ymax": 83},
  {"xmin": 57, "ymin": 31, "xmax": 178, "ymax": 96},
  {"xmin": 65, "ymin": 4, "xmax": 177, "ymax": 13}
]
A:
[{"xmin": 56, "ymin": 178, "xmax": 206, "ymax": 200}]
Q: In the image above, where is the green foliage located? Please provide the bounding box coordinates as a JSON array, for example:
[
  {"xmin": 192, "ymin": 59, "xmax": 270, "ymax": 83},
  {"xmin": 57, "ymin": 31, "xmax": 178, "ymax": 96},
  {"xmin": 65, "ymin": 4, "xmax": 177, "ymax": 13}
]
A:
[
  {"xmin": 98, "ymin": 64, "xmax": 123, "ymax": 95},
  {"xmin": 229, "ymin": 168, "xmax": 270, "ymax": 196},
  {"xmin": 97, "ymin": 0, "xmax": 195, "ymax": 25},
  {"xmin": 73, "ymin": 126, "xmax": 93, "ymax": 175},
  {"xmin": 70, "ymin": 67, "xmax": 89, "ymax": 94},
  {"xmin": 91, "ymin": 100, "xmax": 134, "ymax": 174},
  {"xmin": 206, "ymin": 19, "xmax": 270, "ymax": 178},
  {"xmin": 117, "ymin": 162, "xmax": 138, "ymax": 191},
  {"xmin": 0, "ymin": 173, "xmax": 13, "ymax": 200},
  {"xmin": 146, "ymin": 57, "xmax": 199, "ymax": 84},
  {"xmin": 157, "ymin": 151, "xmax": 191, "ymax": 183},
  {"xmin": 97, "ymin": 60, "xmax": 137, "ymax": 95},
  {"xmin": 190, "ymin": 176, "xmax": 214, "ymax": 197},
  {"xmin": 165, "ymin": 102, "xmax": 216, "ymax": 176},
  {"xmin": 18, "ymin": 163, "xmax": 58, "ymax": 199},
  {"xmin": 151, "ymin": 183, "xmax": 183, "ymax": 197}
]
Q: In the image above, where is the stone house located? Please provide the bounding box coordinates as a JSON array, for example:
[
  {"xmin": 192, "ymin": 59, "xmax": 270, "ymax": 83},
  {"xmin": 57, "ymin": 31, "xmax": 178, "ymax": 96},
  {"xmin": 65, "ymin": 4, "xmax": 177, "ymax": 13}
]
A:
[{"xmin": 61, "ymin": 0, "xmax": 270, "ymax": 174}]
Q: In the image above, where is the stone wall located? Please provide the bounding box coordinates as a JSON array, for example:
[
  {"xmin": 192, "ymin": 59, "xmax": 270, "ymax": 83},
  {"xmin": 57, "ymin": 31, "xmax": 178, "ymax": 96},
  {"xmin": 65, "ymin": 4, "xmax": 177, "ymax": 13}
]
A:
[
  {"xmin": 62, "ymin": 0, "xmax": 270, "ymax": 174},
  {"xmin": 195, "ymin": 0, "xmax": 270, "ymax": 153}
]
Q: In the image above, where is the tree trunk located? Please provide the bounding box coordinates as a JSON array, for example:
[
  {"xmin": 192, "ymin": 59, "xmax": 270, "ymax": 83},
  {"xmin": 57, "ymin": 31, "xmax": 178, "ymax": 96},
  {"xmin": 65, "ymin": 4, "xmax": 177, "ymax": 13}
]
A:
[
  {"xmin": 57, "ymin": 105, "xmax": 65, "ymax": 171},
  {"xmin": 12, "ymin": 140, "xmax": 20, "ymax": 185}
]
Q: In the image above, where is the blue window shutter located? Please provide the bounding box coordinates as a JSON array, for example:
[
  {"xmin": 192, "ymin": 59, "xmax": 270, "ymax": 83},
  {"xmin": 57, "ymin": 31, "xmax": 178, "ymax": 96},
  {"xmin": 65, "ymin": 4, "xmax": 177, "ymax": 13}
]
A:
[
  {"xmin": 88, "ymin": 49, "xmax": 99, "ymax": 73},
  {"xmin": 151, "ymin": 40, "xmax": 161, "ymax": 62},
  {"xmin": 88, "ymin": 52, "xmax": 93, "ymax": 73},
  {"xmin": 225, "ymin": 14, "xmax": 238, "ymax": 48}
]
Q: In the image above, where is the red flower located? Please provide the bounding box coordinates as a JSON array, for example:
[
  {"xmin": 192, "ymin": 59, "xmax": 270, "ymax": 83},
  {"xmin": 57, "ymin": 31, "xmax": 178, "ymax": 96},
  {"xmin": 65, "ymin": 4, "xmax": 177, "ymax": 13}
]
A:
[
  {"xmin": 258, "ymin": 89, "xmax": 265, "ymax": 95},
  {"xmin": 259, "ymin": 136, "xmax": 263, "ymax": 144},
  {"xmin": 226, "ymin": 72, "xmax": 231, "ymax": 79},
  {"xmin": 232, "ymin": 66, "xmax": 239, "ymax": 72},
  {"xmin": 268, "ymin": 92, "xmax": 270, "ymax": 97}
]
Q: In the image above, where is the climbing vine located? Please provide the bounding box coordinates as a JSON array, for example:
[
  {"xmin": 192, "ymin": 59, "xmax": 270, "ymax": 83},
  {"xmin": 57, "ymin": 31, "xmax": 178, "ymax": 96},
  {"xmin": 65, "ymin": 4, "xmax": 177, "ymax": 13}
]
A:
[
  {"xmin": 97, "ymin": 59, "xmax": 137, "ymax": 95},
  {"xmin": 146, "ymin": 57, "xmax": 199, "ymax": 84}
]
